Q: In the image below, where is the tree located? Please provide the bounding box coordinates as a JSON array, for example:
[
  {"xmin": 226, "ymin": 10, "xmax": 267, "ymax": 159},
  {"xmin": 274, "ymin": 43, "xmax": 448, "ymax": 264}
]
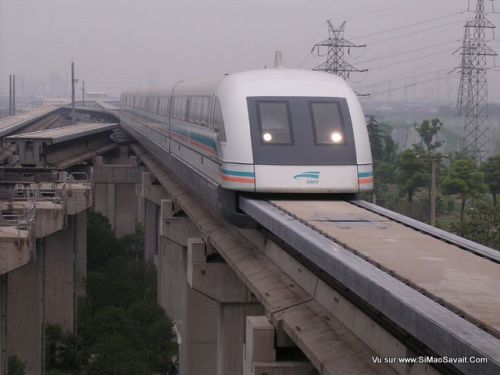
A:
[
  {"xmin": 367, "ymin": 116, "xmax": 398, "ymax": 163},
  {"xmin": 452, "ymin": 202, "xmax": 500, "ymax": 249},
  {"xmin": 78, "ymin": 212, "xmax": 176, "ymax": 374},
  {"xmin": 87, "ymin": 211, "xmax": 120, "ymax": 271},
  {"xmin": 395, "ymin": 149, "xmax": 430, "ymax": 203},
  {"xmin": 480, "ymin": 155, "xmax": 500, "ymax": 205},
  {"xmin": 441, "ymin": 159, "xmax": 486, "ymax": 230},
  {"xmin": 367, "ymin": 116, "xmax": 386, "ymax": 162},
  {"xmin": 414, "ymin": 118, "xmax": 443, "ymax": 153}
]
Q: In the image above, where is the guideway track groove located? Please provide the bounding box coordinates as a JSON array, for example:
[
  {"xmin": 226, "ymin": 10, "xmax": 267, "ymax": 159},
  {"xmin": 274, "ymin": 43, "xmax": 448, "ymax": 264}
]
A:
[{"xmin": 267, "ymin": 200, "xmax": 500, "ymax": 338}]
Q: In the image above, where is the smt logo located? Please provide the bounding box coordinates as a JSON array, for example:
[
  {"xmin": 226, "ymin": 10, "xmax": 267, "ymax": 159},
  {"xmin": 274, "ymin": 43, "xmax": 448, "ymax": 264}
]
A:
[{"xmin": 293, "ymin": 171, "xmax": 320, "ymax": 184}]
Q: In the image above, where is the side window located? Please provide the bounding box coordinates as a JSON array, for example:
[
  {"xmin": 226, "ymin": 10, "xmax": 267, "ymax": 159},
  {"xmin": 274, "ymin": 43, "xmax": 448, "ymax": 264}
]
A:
[
  {"xmin": 200, "ymin": 97, "xmax": 209, "ymax": 126},
  {"xmin": 160, "ymin": 96, "xmax": 169, "ymax": 116},
  {"xmin": 175, "ymin": 96, "xmax": 187, "ymax": 120},
  {"xmin": 256, "ymin": 101, "xmax": 292, "ymax": 144},
  {"xmin": 212, "ymin": 97, "xmax": 226, "ymax": 142},
  {"xmin": 309, "ymin": 101, "xmax": 346, "ymax": 145},
  {"xmin": 189, "ymin": 96, "xmax": 198, "ymax": 123}
]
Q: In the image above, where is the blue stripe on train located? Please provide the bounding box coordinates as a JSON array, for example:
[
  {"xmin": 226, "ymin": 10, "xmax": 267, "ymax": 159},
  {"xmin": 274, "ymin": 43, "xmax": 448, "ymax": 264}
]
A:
[
  {"xmin": 221, "ymin": 169, "xmax": 255, "ymax": 177},
  {"xmin": 358, "ymin": 172, "xmax": 373, "ymax": 178}
]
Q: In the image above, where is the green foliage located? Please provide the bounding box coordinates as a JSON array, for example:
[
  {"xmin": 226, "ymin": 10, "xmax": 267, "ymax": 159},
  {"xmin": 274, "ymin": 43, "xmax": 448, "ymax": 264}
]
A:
[
  {"xmin": 87, "ymin": 211, "xmax": 120, "ymax": 271},
  {"xmin": 480, "ymin": 155, "xmax": 500, "ymax": 205},
  {"xmin": 45, "ymin": 323, "xmax": 86, "ymax": 372},
  {"xmin": 367, "ymin": 116, "xmax": 385, "ymax": 161},
  {"xmin": 450, "ymin": 202, "xmax": 500, "ymax": 250},
  {"xmin": 414, "ymin": 118, "xmax": 443, "ymax": 153},
  {"xmin": 77, "ymin": 212, "xmax": 175, "ymax": 374},
  {"xmin": 395, "ymin": 149, "xmax": 430, "ymax": 203},
  {"xmin": 441, "ymin": 159, "xmax": 486, "ymax": 228},
  {"xmin": 45, "ymin": 212, "xmax": 175, "ymax": 374},
  {"xmin": 367, "ymin": 117, "xmax": 398, "ymax": 163},
  {"xmin": 8, "ymin": 356, "xmax": 26, "ymax": 375}
]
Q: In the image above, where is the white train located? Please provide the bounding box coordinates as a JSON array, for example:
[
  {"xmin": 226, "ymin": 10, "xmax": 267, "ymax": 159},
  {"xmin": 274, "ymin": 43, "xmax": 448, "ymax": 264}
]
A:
[{"xmin": 120, "ymin": 68, "xmax": 373, "ymax": 223}]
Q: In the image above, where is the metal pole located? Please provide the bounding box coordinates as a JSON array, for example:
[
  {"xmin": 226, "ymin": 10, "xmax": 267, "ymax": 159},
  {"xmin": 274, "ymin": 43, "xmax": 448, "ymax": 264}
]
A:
[
  {"xmin": 431, "ymin": 156, "xmax": 437, "ymax": 226},
  {"xmin": 12, "ymin": 75, "xmax": 16, "ymax": 116},
  {"xmin": 8, "ymin": 75, "xmax": 12, "ymax": 116},
  {"xmin": 82, "ymin": 80, "xmax": 85, "ymax": 105},
  {"xmin": 71, "ymin": 62, "xmax": 76, "ymax": 124}
]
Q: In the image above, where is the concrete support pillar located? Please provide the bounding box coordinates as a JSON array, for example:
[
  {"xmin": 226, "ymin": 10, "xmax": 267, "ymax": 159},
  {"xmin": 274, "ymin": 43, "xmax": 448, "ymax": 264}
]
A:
[
  {"xmin": 114, "ymin": 183, "xmax": 137, "ymax": 237},
  {"xmin": 180, "ymin": 286, "xmax": 219, "ymax": 375},
  {"xmin": 94, "ymin": 181, "xmax": 116, "ymax": 227},
  {"xmin": 74, "ymin": 211, "xmax": 87, "ymax": 299},
  {"xmin": 144, "ymin": 199, "xmax": 158, "ymax": 262},
  {"xmin": 6, "ymin": 245, "xmax": 44, "ymax": 375},
  {"xmin": 158, "ymin": 204, "xmax": 219, "ymax": 375},
  {"xmin": 0, "ymin": 275, "xmax": 6, "ymax": 375},
  {"xmin": 141, "ymin": 172, "xmax": 166, "ymax": 262},
  {"xmin": 4, "ymin": 212, "xmax": 87, "ymax": 375},
  {"xmin": 45, "ymin": 216, "xmax": 76, "ymax": 332},
  {"xmin": 187, "ymin": 238, "xmax": 264, "ymax": 375},
  {"xmin": 218, "ymin": 304, "xmax": 263, "ymax": 375},
  {"xmin": 93, "ymin": 154, "xmax": 143, "ymax": 237},
  {"xmin": 243, "ymin": 316, "xmax": 317, "ymax": 375}
]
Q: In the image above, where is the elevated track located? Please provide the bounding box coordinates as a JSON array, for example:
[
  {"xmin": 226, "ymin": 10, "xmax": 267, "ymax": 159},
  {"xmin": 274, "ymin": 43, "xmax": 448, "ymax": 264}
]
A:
[{"xmin": 0, "ymin": 105, "xmax": 498, "ymax": 374}]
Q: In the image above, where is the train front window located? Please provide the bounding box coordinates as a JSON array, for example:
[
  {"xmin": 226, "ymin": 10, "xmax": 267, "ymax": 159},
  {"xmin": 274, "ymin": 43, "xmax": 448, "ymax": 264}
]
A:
[
  {"xmin": 310, "ymin": 101, "xmax": 346, "ymax": 145},
  {"xmin": 257, "ymin": 101, "xmax": 292, "ymax": 145}
]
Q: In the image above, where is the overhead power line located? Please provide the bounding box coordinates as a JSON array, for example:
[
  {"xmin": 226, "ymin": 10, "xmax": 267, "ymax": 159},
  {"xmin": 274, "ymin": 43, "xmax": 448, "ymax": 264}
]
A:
[
  {"xmin": 351, "ymin": 11, "xmax": 465, "ymax": 41},
  {"xmin": 356, "ymin": 67, "xmax": 452, "ymax": 90},
  {"xmin": 368, "ymin": 18, "xmax": 467, "ymax": 46},
  {"xmin": 357, "ymin": 40, "xmax": 460, "ymax": 64},
  {"xmin": 366, "ymin": 75, "xmax": 452, "ymax": 97},
  {"xmin": 370, "ymin": 48, "xmax": 457, "ymax": 71}
]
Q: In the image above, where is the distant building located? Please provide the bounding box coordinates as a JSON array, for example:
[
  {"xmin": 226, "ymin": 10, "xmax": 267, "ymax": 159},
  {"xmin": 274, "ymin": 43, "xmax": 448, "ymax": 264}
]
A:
[
  {"xmin": 42, "ymin": 98, "xmax": 69, "ymax": 107},
  {"xmin": 86, "ymin": 92, "xmax": 108, "ymax": 100}
]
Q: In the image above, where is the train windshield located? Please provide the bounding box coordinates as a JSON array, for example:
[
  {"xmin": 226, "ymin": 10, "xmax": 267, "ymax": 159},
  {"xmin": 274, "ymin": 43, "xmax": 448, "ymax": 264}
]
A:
[
  {"xmin": 257, "ymin": 101, "xmax": 293, "ymax": 144},
  {"xmin": 247, "ymin": 96, "xmax": 356, "ymax": 165},
  {"xmin": 309, "ymin": 101, "xmax": 346, "ymax": 145}
]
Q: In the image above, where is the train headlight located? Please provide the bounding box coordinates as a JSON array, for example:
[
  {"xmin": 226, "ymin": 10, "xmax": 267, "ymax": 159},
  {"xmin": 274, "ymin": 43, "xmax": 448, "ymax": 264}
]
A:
[
  {"xmin": 263, "ymin": 132, "xmax": 273, "ymax": 142},
  {"xmin": 331, "ymin": 131, "xmax": 343, "ymax": 143}
]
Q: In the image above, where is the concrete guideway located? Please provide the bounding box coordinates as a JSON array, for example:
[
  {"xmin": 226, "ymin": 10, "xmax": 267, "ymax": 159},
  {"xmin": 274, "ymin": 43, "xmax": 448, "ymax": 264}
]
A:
[
  {"xmin": 4, "ymin": 123, "xmax": 119, "ymax": 168},
  {"xmin": 240, "ymin": 198, "xmax": 500, "ymax": 375},
  {"xmin": 6, "ymin": 122, "xmax": 118, "ymax": 144},
  {"xmin": 131, "ymin": 143, "xmax": 443, "ymax": 375},
  {"xmin": 352, "ymin": 200, "xmax": 500, "ymax": 263},
  {"xmin": 0, "ymin": 106, "xmax": 63, "ymax": 138}
]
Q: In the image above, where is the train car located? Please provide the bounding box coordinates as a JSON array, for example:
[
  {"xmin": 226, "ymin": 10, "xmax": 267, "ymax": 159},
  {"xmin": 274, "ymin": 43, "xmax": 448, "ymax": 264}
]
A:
[{"xmin": 119, "ymin": 68, "xmax": 373, "ymax": 224}]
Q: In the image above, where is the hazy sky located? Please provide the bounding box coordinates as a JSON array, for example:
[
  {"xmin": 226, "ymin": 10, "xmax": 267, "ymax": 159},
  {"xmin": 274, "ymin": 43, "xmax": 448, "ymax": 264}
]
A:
[{"xmin": 1, "ymin": 0, "xmax": 499, "ymax": 102}]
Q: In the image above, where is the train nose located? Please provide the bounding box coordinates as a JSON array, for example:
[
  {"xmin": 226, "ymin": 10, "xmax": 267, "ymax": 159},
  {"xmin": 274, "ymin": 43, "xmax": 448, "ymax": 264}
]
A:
[{"xmin": 253, "ymin": 165, "xmax": 359, "ymax": 193}]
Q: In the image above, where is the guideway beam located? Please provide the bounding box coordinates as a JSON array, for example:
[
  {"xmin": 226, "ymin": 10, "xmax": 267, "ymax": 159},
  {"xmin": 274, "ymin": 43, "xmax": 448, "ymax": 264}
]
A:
[{"xmin": 131, "ymin": 144, "xmax": 399, "ymax": 375}]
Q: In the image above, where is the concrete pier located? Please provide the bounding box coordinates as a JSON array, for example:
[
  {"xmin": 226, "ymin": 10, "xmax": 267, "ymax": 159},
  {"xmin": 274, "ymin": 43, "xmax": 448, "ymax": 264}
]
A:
[
  {"xmin": 0, "ymin": 181, "xmax": 91, "ymax": 374},
  {"xmin": 158, "ymin": 204, "xmax": 219, "ymax": 375},
  {"xmin": 243, "ymin": 316, "xmax": 317, "ymax": 375},
  {"xmin": 93, "ymin": 151, "xmax": 144, "ymax": 237}
]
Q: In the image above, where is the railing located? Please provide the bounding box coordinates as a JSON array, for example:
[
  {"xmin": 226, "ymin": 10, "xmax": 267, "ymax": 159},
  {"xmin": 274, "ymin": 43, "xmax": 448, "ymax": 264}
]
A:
[{"xmin": 10, "ymin": 183, "xmax": 62, "ymax": 203}]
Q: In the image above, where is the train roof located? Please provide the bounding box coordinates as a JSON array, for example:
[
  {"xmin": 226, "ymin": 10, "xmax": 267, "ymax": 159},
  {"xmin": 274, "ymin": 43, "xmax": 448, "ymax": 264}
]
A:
[{"xmin": 121, "ymin": 68, "xmax": 350, "ymax": 97}]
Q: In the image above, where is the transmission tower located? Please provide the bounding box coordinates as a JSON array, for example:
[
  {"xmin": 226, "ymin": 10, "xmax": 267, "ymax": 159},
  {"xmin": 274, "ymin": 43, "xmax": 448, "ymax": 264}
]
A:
[
  {"xmin": 311, "ymin": 20, "xmax": 367, "ymax": 80},
  {"xmin": 456, "ymin": 0, "xmax": 497, "ymax": 161}
]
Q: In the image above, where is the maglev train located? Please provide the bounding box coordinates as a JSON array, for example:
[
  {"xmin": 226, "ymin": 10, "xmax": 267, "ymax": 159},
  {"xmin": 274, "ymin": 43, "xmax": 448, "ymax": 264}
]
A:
[{"xmin": 120, "ymin": 68, "xmax": 373, "ymax": 224}]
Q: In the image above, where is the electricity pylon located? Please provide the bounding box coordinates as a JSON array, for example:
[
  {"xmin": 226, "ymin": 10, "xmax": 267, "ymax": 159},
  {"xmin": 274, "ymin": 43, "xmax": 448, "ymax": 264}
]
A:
[
  {"xmin": 311, "ymin": 20, "xmax": 367, "ymax": 80},
  {"xmin": 456, "ymin": 0, "xmax": 497, "ymax": 161}
]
